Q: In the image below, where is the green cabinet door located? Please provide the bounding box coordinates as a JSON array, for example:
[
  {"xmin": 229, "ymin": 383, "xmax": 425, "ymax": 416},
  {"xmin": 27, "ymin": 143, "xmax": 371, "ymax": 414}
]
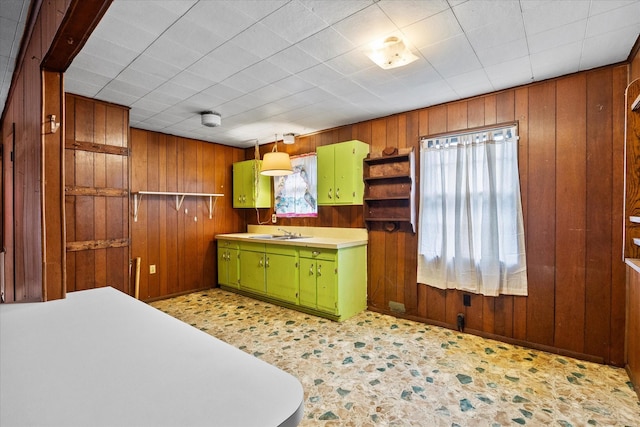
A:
[
  {"xmin": 299, "ymin": 258, "xmax": 317, "ymax": 308},
  {"xmin": 217, "ymin": 240, "xmax": 239, "ymax": 288},
  {"xmin": 239, "ymin": 250, "xmax": 266, "ymax": 294},
  {"xmin": 266, "ymin": 252, "xmax": 299, "ymax": 304},
  {"xmin": 316, "ymin": 140, "xmax": 369, "ymax": 206},
  {"xmin": 316, "ymin": 145, "xmax": 335, "ymax": 205},
  {"xmin": 233, "ymin": 160, "xmax": 271, "ymax": 208},
  {"xmin": 315, "ymin": 260, "xmax": 337, "ymax": 314}
]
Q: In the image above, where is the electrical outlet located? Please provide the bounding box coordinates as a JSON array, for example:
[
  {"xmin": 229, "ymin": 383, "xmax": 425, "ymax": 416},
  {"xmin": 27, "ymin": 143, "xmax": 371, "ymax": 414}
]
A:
[
  {"xmin": 271, "ymin": 213, "xmax": 277, "ymax": 223},
  {"xmin": 150, "ymin": 265, "xmax": 156, "ymax": 274}
]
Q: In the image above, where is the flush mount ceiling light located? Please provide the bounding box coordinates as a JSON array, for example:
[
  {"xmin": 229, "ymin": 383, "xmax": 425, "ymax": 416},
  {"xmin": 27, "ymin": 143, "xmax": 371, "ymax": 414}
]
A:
[
  {"xmin": 283, "ymin": 133, "xmax": 296, "ymax": 144},
  {"xmin": 200, "ymin": 111, "xmax": 221, "ymax": 127},
  {"xmin": 366, "ymin": 36, "xmax": 418, "ymax": 70},
  {"xmin": 260, "ymin": 134, "xmax": 293, "ymax": 176}
]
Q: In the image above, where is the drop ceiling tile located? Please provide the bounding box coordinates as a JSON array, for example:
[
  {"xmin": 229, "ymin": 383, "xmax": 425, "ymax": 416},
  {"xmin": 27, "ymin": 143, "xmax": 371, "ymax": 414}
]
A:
[
  {"xmin": 80, "ymin": 35, "xmax": 140, "ymax": 67},
  {"xmin": 249, "ymin": 84, "xmax": 291, "ymax": 103},
  {"xmin": 154, "ymin": 81, "xmax": 200, "ymax": 101},
  {"xmin": 521, "ymin": 0, "xmax": 590, "ymax": 36},
  {"xmin": 377, "ymin": 0, "xmax": 449, "ymax": 28},
  {"xmin": 296, "ymin": 27, "xmax": 355, "ymax": 62},
  {"xmin": 585, "ymin": 1, "xmax": 640, "ymax": 38},
  {"xmin": 185, "ymin": 1, "xmax": 254, "ymax": 40},
  {"xmin": 271, "ymin": 75, "xmax": 316, "ymax": 94},
  {"xmin": 580, "ymin": 26, "xmax": 640, "ymax": 70},
  {"xmin": 222, "ymin": 71, "xmax": 266, "ymax": 94},
  {"xmin": 70, "ymin": 52, "xmax": 125, "ymax": 79},
  {"xmin": 242, "ymin": 61, "xmax": 291, "ymax": 85},
  {"xmin": 298, "ymin": 0, "xmax": 371, "ymax": 26},
  {"xmin": 475, "ymin": 37, "xmax": 529, "ymax": 68},
  {"xmin": 297, "ymin": 63, "xmax": 344, "ymax": 86},
  {"xmin": 186, "ymin": 56, "xmax": 237, "ymax": 84},
  {"xmin": 227, "ymin": 0, "xmax": 287, "ymax": 21},
  {"xmin": 485, "ymin": 56, "xmax": 533, "ymax": 91},
  {"xmin": 266, "ymin": 45, "xmax": 320, "ymax": 74},
  {"xmin": 207, "ymin": 41, "xmax": 262, "ymax": 73},
  {"xmin": 129, "ymin": 54, "xmax": 183, "ymax": 81},
  {"xmin": 90, "ymin": 13, "xmax": 160, "ymax": 52},
  {"xmin": 202, "ymin": 83, "xmax": 246, "ymax": 103},
  {"xmin": 132, "ymin": 96, "xmax": 173, "ymax": 113},
  {"xmin": 261, "ymin": 0, "xmax": 328, "ymax": 44},
  {"xmin": 116, "ymin": 67, "xmax": 165, "ymax": 92},
  {"xmin": 105, "ymin": 0, "xmax": 186, "ymax": 36},
  {"xmin": 324, "ymin": 49, "xmax": 376, "ymax": 76},
  {"xmin": 63, "ymin": 79, "xmax": 104, "ymax": 99},
  {"xmin": 530, "ymin": 41, "xmax": 582, "ymax": 80},
  {"xmin": 453, "ymin": 0, "xmax": 522, "ymax": 32},
  {"xmin": 169, "ymin": 70, "xmax": 217, "ymax": 93},
  {"xmin": 95, "ymin": 87, "xmax": 141, "ymax": 107},
  {"xmin": 402, "ymin": 9, "xmax": 463, "ymax": 50},
  {"xmin": 161, "ymin": 17, "xmax": 225, "ymax": 55},
  {"xmin": 419, "ymin": 34, "xmax": 482, "ymax": 79},
  {"xmin": 332, "ymin": 4, "xmax": 396, "ymax": 48},
  {"xmin": 0, "ymin": 17, "xmax": 18, "ymax": 56},
  {"xmin": 231, "ymin": 22, "xmax": 291, "ymax": 59},
  {"xmin": 102, "ymin": 79, "xmax": 150, "ymax": 99},
  {"xmin": 143, "ymin": 37, "xmax": 203, "ymax": 70},
  {"xmin": 465, "ymin": 18, "xmax": 526, "ymax": 51},
  {"xmin": 527, "ymin": 19, "xmax": 587, "ymax": 55},
  {"xmin": 590, "ymin": 0, "xmax": 639, "ymax": 15}
]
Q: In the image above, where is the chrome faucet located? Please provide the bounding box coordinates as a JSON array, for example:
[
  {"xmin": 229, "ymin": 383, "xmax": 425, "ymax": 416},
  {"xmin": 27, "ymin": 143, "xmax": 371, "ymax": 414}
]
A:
[{"xmin": 278, "ymin": 228, "xmax": 297, "ymax": 237}]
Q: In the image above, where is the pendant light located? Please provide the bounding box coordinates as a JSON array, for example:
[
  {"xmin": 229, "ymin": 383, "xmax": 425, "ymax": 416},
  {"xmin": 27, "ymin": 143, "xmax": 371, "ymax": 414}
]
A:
[{"xmin": 260, "ymin": 134, "xmax": 293, "ymax": 176}]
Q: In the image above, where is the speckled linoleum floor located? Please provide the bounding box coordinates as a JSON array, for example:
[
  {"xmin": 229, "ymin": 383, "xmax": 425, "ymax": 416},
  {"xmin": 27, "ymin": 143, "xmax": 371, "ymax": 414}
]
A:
[{"xmin": 150, "ymin": 289, "xmax": 640, "ymax": 426}]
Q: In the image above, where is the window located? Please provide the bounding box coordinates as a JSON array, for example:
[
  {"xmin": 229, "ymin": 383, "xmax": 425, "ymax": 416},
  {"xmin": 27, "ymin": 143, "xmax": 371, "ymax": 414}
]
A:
[
  {"xmin": 274, "ymin": 153, "xmax": 318, "ymax": 217},
  {"xmin": 417, "ymin": 124, "xmax": 527, "ymax": 297}
]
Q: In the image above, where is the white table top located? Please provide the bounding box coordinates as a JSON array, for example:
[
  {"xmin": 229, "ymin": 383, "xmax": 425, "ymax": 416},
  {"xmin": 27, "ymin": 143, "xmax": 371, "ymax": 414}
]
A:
[{"xmin": 0, "ymin": 287, "xmax": 304, "ymax": 426}]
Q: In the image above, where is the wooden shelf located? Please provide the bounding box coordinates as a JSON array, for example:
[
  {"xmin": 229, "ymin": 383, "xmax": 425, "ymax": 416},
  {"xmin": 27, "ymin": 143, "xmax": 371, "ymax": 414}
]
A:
[
  {"xmin": 631, "ymin": 216, "xmax": 640, "ymax": 224},
  {"xmin": 132, "ymin": 191, "xmax": 223, "ymax": 222},
  {"xmin": 363, "ymin": 147, "xmax": 415, "ymax": 233}
]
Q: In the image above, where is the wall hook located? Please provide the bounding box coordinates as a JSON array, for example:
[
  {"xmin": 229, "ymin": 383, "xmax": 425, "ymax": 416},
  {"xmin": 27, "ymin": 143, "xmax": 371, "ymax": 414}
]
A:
[{"xmin": 48, "ymin": 115, "xmax": 60, "ymax": 133}]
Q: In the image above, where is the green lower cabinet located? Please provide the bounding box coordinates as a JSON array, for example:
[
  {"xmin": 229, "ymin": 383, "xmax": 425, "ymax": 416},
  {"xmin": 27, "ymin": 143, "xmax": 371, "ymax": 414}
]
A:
[
  {"xmin": 239, "ymin": 248, "xmax": 266, "ymax": 294},
  {"xmin": 265, "ymin": 245, "xmax": 299, "ymax": 304},
  {"xmin": 217, "ymin": 240, "xmax": 239, "ymax": 288},
  {"xmin": 220, "ymin": 239, "xmax": 367, "ymax": 321},
  {"xmin": 299, "ymin": 255, "xmax": 337, "ymax": 315}
]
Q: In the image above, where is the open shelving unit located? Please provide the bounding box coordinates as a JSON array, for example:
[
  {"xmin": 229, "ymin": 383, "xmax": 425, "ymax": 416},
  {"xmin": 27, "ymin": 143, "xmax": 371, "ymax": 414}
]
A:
[
  {"xmin": 362, "ymin": 147, "xmax": 416, "ymax": 233},
  {"xmin": 132, "ymin": 191, "xmax": 223, "ymax": 222}
]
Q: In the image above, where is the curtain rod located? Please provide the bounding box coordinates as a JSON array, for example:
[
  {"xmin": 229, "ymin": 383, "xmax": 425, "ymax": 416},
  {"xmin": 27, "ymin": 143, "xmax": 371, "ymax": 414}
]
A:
[{"xmin": 419, "ymin": 121, "xmax": 518, "ymax": 142}]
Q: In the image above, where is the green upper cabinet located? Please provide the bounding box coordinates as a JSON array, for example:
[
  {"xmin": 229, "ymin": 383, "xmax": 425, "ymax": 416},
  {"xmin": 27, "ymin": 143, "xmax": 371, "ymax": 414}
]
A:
[
  {"xmin": 317, "ymin": 140, "xmax": 369, "ymax": 205},
  {"xmin": 233, "ymin": 159, "xmax": 271, "ymax": 208}
]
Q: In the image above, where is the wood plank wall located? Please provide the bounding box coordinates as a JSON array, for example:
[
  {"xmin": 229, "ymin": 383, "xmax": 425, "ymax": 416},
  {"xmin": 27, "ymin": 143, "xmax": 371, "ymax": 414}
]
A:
[
  {"xmin": 1, "ymin": 0, "xmax": 71, "ymax": 302},
  {"xmin": 246, "ymin": 65, "xmax": 628, "ymax": 365},
  {"xmin": 130, "ymin": 129, "xmax": 245, "ymax": 300},
  {"xmin": 65, "ymin": 94, "xmax": 130, "ymax": 294}
]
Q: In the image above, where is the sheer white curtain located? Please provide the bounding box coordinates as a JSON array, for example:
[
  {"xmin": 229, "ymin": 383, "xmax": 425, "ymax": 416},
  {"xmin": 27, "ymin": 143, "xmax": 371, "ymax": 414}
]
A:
[{"xmin": 417, "ymin": 125, "xmax": 527, "ymax": 297}]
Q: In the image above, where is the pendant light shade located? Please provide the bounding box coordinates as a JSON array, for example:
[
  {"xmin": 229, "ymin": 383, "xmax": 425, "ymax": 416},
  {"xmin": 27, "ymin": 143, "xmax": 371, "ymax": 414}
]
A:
[{"xmin": 260, "ymin": 135, "xmax": 293, "ymax": 176}]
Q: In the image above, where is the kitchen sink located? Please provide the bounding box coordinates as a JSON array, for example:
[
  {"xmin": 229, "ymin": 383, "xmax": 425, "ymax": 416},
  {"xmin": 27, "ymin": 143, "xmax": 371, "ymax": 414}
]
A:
[{"xmin": 248, "ymin": 234, "xmax": 310, "ymax": 240}]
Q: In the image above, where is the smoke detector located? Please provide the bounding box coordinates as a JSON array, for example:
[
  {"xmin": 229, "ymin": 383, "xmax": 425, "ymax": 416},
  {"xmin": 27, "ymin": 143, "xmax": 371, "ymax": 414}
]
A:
[{"xmin": 200, "ymin": 111, "xmax": 221, "ymax": 127}]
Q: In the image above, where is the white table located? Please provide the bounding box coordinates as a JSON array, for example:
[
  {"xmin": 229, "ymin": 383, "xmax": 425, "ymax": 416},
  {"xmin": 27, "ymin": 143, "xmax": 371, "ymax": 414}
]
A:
[{"xmin": 0, "ymin": 287, "xmax": 304, "ymax": 426}]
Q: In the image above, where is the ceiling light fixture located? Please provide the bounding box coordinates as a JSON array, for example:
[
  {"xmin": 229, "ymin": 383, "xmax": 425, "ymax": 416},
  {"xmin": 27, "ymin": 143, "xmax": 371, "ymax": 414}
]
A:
[
  {"xmin": 200, "ymin": 111, "xmax": 221, "ymax": 127},
  {"xmin": 366, "ymin": 36, "xmax": 418, "ymax": 70},
  {"xmin": 283, "ymin": 133, "xmax": 296, "ymax": 144},
  {"xmin": 260, "ymin": 134, "xmax": 293, "ymax": 176}
]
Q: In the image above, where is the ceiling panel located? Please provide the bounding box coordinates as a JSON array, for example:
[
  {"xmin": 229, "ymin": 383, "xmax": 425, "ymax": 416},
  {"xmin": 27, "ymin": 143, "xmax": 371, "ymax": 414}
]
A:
[{"xmin": 1, "ymin": 0, "xmax": 639, "ymax": 147}]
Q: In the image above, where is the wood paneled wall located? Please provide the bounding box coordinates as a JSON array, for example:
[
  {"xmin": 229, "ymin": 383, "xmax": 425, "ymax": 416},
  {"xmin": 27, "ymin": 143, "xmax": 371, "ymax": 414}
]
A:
[
  {"xmin": 1, "ymin": 0, "xmax": 71, "ymax": 302},
  {"xmin": 247, "ymin": 65, "xmax": 628, "ymax": 366},
  {"xmin": 130, "ymin": 129, "xmax": 245, "ymax": 300},
  {"xmin": 65, "ymin": 94, "xmax": 129, "ymax": 293}
]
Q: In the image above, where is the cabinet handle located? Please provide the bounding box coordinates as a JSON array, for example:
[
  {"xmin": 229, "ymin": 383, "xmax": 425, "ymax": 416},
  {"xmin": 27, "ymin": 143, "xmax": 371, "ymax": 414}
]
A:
[
  {"xmin": 266, "ymin": 257, "xmax": 270, "ymax": 268},
  {"xmin": 312, "ymin": 250, "xmax": 320, "ymax": 257},
  {"xmin": 259, "ymin": 257, "xmax": 263, "ymax": 267},
  {"xmin": 317, "ymin": 264, "xmax": 322, "ymax": 277},
  {"xmin": 336, "ymin": 188, "xmax": 340, "ymax": 199},
  {"xmin": 309, "ymin": 264, "xmax": 314, "ymax": 275},
  {"xmin": 328, "ymin": 188, "xmax": 332, "ymax": 199}
]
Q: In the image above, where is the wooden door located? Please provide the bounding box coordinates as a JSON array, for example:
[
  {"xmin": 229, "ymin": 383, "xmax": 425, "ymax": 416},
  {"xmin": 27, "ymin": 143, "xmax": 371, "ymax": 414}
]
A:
[{"xmin": 65, "ymin": 95, "xmax": 130, "ymax": 294}]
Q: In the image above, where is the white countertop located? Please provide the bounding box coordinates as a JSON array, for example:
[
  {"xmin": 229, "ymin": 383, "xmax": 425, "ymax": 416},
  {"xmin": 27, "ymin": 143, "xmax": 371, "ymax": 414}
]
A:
[
  {"xmin": 0, "ymin": 287, "xmax": 303, "ymax": 427},
  {"xmin": 216, "ymin": 225, "xmax": 368, "ymax": 249}
]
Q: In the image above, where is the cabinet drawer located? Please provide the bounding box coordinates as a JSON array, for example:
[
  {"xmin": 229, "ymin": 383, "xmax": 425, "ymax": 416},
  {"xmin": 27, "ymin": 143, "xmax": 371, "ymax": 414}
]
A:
[
  {"xmin": 240, "ymin": 241, "xmax": 266, "ymax": 252},
  {"xmin": 266, "ymin": 244, "xmax": 298, "ymax": 256},
  {"xmin": 299, "ymin": 248, "xmax": 336, "ymax": 260},
  {"xmin": 218, "ymin": 239, "xmax": 239, "ymax": 249}
]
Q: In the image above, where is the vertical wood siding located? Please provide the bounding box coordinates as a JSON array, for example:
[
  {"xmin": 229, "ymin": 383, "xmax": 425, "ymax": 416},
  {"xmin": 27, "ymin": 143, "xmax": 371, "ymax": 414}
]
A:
[
  {"xmin": 245, "ymin": 66, "xmax": 628, "ymax": 365},
  {"xmin": 130, "ymin": 129, "xmax": 245, "ymax": 300}
]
